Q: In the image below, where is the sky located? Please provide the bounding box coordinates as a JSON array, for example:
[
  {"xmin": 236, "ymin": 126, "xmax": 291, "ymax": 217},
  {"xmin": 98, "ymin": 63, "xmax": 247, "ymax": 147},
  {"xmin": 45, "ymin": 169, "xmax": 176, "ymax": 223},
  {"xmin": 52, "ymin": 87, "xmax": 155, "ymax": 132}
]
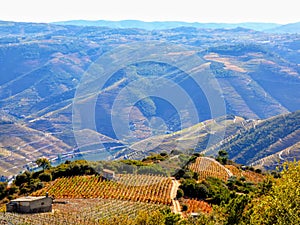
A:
[{"xmin": 0, "ymin": 0, "xmax": 299, "ymax": 24}]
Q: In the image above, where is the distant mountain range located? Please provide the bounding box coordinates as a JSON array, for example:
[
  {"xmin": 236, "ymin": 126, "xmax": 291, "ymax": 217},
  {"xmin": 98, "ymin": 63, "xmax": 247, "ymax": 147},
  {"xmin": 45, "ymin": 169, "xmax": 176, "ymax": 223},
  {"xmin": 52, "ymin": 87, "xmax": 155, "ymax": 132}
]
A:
[
  {"xmin": 0, "ymin": 20, "xmax": 300, "ymax": 175},
  {"xmin": 53, "ymin": 20, "xmax": 300, "ymax": 33}
]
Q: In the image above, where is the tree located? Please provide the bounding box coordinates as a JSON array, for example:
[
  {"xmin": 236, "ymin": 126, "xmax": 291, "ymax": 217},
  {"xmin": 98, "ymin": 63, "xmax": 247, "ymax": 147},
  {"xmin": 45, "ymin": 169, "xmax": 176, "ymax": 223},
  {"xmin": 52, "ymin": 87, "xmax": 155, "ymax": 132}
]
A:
[
  {"xmin": 36, "ymin": 158, "xmax": 51, "ymax": 170},
  {"xmin": 224, "ymin": 194, "xmax": 251, "ymax": 225},
  {"xmin": 244, "ymin": 161, "xmax": 300, "ymax": 225},
  {"xmin": 216, "ymin": 150, "xmax": 228, "ymax": 165},
  {"xmin": 176, "ymin": 188, "xmax": 184, "ymax": 199},
  {"xmin": 161, "ymin": 209, "xmax": 181, "ymax": 225},
  {"xmin": 38, "ymin": 172, "xmax": 52, "ymax": 182},
  {"xmin": 0, "ymin": 182, "xmax": 7, "ymax": 200},
  {"xmin": 15, "ymin": 171, "xmax": 31, "ymax": 186},
  {"xmin": 182, "ymin": 204, "xmax": 188, "ymax": 211}
]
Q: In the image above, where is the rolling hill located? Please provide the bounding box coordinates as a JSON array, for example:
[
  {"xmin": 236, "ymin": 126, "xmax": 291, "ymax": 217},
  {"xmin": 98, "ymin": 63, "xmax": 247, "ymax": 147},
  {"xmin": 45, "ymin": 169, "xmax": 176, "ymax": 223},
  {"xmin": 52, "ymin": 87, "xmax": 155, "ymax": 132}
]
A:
[{"xmin": 267, "ymin": 22, "xmax": 300, "ymax": 33}]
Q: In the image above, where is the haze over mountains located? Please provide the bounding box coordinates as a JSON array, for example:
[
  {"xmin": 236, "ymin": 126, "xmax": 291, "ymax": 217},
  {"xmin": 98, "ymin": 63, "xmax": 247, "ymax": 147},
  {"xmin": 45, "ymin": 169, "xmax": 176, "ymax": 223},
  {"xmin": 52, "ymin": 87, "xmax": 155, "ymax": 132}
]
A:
[
  {"xmin": 0, "ymin": 20, "xmax": 300, "ymax": 175},
  {"xmin": 54, "ymin": 20, "xmax": 300, "ymax": 33}
]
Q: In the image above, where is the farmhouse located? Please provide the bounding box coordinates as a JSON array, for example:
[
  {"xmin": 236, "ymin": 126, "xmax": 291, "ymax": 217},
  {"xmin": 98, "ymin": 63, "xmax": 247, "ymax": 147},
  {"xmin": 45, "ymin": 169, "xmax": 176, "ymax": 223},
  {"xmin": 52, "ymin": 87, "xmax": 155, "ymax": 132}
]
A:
[
  {"xmin": 102, "ymin": 169, "xmax": 115, "ymax": 180},
  {"xmin": 6, "ymin": 195, "xmax": 53, "ymax": 213}
]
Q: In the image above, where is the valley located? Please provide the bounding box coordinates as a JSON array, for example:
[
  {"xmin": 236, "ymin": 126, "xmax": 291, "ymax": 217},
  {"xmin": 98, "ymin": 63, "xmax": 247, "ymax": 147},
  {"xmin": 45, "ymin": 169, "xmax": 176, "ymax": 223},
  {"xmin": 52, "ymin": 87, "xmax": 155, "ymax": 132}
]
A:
[{"xmin": 0, "ymin": 21, "xmax": 300, "ymax": 176}]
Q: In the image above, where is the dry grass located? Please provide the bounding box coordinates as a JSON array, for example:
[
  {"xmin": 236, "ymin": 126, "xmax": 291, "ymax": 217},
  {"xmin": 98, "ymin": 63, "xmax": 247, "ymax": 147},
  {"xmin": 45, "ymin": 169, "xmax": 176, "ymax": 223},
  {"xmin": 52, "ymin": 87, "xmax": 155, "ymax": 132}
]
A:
[{"xmin": 204, "ymin": 53, "xmax": 247, "ymax": 73}]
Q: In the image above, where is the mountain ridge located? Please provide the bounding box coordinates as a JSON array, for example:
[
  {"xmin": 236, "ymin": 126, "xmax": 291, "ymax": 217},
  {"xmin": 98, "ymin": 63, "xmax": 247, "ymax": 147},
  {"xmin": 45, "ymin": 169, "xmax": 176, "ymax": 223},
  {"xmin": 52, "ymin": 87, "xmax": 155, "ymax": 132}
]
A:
[
  {"xmin": 52, "ymin": 20, "xmax": 300, "ymax": 34},
  {"xmin": 53, "ymin": 19, "xmax": 281, "ymax": 32}
]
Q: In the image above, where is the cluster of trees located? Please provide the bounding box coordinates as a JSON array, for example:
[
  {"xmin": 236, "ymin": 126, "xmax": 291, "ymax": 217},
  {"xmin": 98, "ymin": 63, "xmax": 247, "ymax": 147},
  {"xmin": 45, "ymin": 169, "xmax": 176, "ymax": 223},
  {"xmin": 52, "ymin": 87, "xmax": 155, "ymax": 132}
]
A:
[
  {"xmin": 0, "ymin": 159, "xmax": 96, "ymax": 202},
  {"xmin": 177, "ymin": 174, "xmax": 255, "ymax": 206},
  {"xmin": 210, "ymin": 61, "xmax": 235, "ymax": 78}
]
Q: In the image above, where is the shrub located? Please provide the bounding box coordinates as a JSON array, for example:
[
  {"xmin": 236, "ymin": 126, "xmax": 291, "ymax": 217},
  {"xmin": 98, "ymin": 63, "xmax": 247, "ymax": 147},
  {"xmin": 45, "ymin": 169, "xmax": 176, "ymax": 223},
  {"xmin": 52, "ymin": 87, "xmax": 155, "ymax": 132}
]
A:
[
  {"xmin": 39, "ymin": 172, "xmax": 52, "ymax": 182},
  {"xmin": 176, "ymin": 188, "xmax": 184, "ymax": 199}
]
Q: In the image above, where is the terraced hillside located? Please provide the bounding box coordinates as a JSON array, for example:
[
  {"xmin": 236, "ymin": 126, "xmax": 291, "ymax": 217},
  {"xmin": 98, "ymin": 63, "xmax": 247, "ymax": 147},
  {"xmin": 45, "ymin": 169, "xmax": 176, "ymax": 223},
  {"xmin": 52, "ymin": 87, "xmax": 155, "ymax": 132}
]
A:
[
  {"xmin": 33, "ymin": 174, "xmax": 173, "ymax": 205},
  {"xmin": 0, "ymin": 118, "xmax": 72, "ymax": 176},
  {"xmin": 123, "ymin": 115, "xmax": 249, "ymax": 159},
  {"xmin": 251, "ymin": 141, "xmax": 300, "ymax": 170},
  {"xmin": 205, "ymin": 111, "xmax": 300, "ymax": 168},
  {"xmin": 189, "ymin": 157, "xmax": 232, "ymax": 182}
]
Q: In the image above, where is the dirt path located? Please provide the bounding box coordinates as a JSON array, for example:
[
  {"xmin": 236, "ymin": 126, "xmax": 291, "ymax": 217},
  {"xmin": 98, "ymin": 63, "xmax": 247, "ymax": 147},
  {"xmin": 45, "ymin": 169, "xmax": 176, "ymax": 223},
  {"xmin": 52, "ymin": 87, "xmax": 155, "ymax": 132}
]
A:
[{"xmin": 170, "ymin": 178, "xmax": 182, "ymax": 216}]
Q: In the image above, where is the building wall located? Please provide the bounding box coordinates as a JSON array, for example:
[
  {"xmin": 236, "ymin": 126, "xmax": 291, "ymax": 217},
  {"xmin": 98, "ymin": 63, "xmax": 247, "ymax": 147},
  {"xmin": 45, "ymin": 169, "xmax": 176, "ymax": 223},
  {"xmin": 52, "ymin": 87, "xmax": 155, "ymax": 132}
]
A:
[
  {"xmin": 103, "ymin": 171, "xmax": 115, "ymax": 180},
  {"xmin": 6, "ymin": 197, "xmax": 52, "ymax": 213}
]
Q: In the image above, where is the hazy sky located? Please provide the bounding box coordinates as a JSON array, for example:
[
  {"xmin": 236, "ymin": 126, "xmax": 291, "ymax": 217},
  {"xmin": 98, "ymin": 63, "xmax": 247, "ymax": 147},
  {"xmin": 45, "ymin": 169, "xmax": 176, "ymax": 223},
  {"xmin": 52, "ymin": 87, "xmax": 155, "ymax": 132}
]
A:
[{"xmin": 1, "ymin": 0, "xmax": 299, "ymax": 24}]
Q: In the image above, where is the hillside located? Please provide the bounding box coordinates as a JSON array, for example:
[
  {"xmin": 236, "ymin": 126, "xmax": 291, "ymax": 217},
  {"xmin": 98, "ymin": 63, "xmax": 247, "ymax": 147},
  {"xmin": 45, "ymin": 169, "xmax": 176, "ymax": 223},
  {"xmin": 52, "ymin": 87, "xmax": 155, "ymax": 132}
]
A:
[
  {"xmin": 267, "ymin": 22, "xmax": 300, "ymax": 33},
  {"xmin": 251, "ymin": 141, "xmax": 300, "ymax": 170},
  {"xmin": 205, "ymin": 110, "xmax": 300, "ymax": 168},
  {"xmin": 33, "ymin": 174, "xmax": 173, "ymax": 205},
  {"xmin": 188, "ymin": 157, "xmax": 232, "ymax": 181},
  {"xmin": 0, "ymin": 21, "xmax": 300, "ymax": 173},
  {"xmin": 0, "ymin": 114, "xmax": 124, "ymax": 176},
  {"xmin": 0, "ymin": 117, "xmax": 72, "ymax": 176},
  {"xmin": 124, "ymin": 110, "xmax": 300, "ymax": 170},
  {"xmin": 124, "ymin": 115, "xmax": 248, "ymax": 159}
]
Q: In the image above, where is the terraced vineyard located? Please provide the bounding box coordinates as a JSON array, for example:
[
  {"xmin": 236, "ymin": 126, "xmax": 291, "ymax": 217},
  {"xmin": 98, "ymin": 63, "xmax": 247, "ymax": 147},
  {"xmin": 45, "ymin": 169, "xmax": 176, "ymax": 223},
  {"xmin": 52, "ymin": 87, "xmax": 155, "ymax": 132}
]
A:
[
  {"xmin": 182, "ymin": 199, "xmax": 212, "ymax": 215},
  {"xmin": 0, "ymin": 198, "xmax": 167, "ymax": 225},
  {"xmin": 33, "ymin": 174, "xmax": 173, "ymax": 205},
  {"xmin": 189, "ymin": 157, "xmax": 232, "ymax": 181},
  {"xmin": 225, "ymin": 165, "xmax": 265, "ymax": 183}
]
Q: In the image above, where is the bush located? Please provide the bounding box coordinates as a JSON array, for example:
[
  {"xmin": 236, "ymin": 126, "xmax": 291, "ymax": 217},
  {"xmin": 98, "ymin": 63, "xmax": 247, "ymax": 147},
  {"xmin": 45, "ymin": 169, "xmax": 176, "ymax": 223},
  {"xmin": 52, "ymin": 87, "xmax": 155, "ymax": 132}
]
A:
[
  {"xmin": 255, "ymin": 168, "xmax": 262, "ymax": 174},
  {"xmin": 0, "ymin": 182, "xmax": 7, "ymax": 200},
  {"xmin": 182, "ymin": 204, "xmax": 188, "ymax": 211},
  {"xmin": 197, "ymin": 184, "xmax": 210, "ymax": 199},
  {"xmin": 39, "ymin": 172, "xmax": 52, "ymax": 182},
  {"xmin": 176, "ymin": 189, "xmax": 184, "ymax": 199},
  {"xmin": 160, "ymin": 152, "xmax": 168, "ymax": 157}
]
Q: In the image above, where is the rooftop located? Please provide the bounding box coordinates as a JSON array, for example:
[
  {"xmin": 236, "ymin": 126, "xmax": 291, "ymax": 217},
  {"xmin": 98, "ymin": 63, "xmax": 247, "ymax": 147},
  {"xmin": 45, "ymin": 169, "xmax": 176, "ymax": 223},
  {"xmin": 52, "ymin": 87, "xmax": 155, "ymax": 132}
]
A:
[
  {"xmin": 10, "ymin": 196, "xmax": 47, "ymax": 202},
  {"xmin": 103, "ymin": 169, "xmax": 115, "ymax": 174}
]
